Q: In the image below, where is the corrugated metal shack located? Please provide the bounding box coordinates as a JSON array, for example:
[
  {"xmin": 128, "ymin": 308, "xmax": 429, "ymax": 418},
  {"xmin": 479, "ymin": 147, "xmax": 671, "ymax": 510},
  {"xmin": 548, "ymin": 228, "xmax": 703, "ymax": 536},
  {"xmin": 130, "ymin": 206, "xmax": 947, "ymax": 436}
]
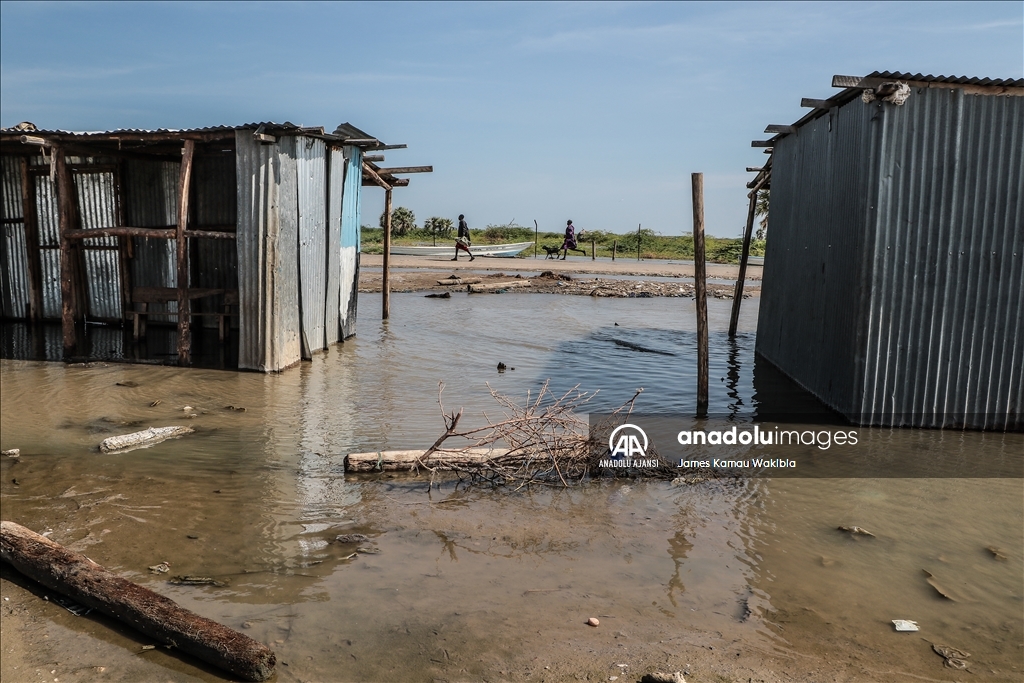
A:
[
  {"xmin": 751, "ymin": 72, "xmax": 1023, "ymax": 430},
  {"xmin": 0, "ymin": 122, "xmax": 410, "ymax": 371}
]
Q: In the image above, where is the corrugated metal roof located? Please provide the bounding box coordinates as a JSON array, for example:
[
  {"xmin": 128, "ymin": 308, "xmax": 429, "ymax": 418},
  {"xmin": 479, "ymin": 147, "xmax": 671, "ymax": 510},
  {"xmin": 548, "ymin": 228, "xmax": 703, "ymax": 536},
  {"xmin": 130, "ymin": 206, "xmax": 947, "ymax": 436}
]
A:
[
  {"xmin": 1, "ymin": 121, "xmax": 386, "ymax": 147},
  {"xmin": 754, "ymin": 70, "xmax": 1024, "ymax": 151}
]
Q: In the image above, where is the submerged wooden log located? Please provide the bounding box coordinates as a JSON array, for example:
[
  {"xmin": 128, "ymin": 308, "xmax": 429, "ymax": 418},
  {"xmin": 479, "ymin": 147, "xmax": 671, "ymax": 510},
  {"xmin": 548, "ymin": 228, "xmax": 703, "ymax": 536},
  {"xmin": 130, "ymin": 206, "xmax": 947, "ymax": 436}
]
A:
[
  {"xmin": 436, "ymin": 277, "xmax": 482, "ymax": 286},
  {"xmin": 346, "ymin": 447, "xmax": 516, "ymax": 472},
  {"xmin": 467, "ymin": 281, "xmax": 532, "ymax": 293},
  {"xmin": 0, "ymin": 521, "xmax": 275, "ymax": 681},
  {"xmin": 99, "ymin": 426, "xmax": 194, "ymax": 453}
]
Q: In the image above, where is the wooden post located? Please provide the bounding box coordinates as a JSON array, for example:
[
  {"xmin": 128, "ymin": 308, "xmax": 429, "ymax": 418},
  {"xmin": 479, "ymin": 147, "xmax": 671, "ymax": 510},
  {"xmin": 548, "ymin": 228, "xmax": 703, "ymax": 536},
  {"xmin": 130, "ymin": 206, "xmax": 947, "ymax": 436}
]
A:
[
  {"xmin": 53, "ymin": 146, "xmax": 77, "ymax": 355},
  {"xmin": 692, "ymin": 173, "xmax": 708, "ymax": 416},
  {"xmin": 612, "ymin": 239, "xmax": 616, "ymax": 261},
  {"xmin": 636, "ymin": 223, "xmax": 641, "ymax": 261},
  {"xmin": 591, "ymin": 237, "xmax": 596, "ymax": 260},
  {"xmin": 176, "ymin": 140, "xmax": 195, "ymax": 365},
  {"xmin": 19, "ymin": 158, "xmax": 43, "ymax": 321},
  {"xmin": 114, "ymin": 160, "xmax": 133, "ymax": 328},
  {"xmin": 534, "ymin": 219, "xmax": 538, "ymax": 259},
  {"xmin": 382, "ymin": 188, "xmax": 392, "ymax": 320},
  {"xmin": 729, "ymin": 187, "xmax": 760, "ymax": 337}
]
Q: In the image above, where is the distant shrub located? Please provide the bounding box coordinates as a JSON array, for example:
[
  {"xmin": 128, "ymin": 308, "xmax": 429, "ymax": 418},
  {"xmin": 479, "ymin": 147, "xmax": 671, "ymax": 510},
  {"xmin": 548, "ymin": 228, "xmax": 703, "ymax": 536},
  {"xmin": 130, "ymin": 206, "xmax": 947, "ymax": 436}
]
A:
[
  {"xmin": 423, "ymin": 216, "xmax": 454, "ymax": 239},
  {"xmin": 483, "ymin": 224, "xmax": 535, "ymax": 242}
]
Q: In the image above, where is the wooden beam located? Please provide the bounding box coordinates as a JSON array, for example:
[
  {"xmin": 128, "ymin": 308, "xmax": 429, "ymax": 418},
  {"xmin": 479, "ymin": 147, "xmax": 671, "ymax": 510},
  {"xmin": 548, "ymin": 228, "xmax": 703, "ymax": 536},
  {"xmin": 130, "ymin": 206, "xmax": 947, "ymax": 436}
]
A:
[
  {"xmin": 363, "ymin": 155, "xmax": 385, "ymax": 162},
  {"xmin": 374, "ymin": 166, "xmax": 433, "ymax": 174},
  {"xmin": 382, "ymin": 188, "xmax": 392, "ymax": 320},
  {"xmin": 53, "ymin": 145, "xmax": 78, "ymax": 354},
  {"xmin": 363, "ymin": 144, "xmax": 407, "ymax": 151},
  {"xmin": 692, "ymin": 173, "xmax": 708, "ymax": 417},
  {"xmin": 832, "ymin": 75, "xmax": 886, "ymax": 89},
  {"xmin": 730, "ymin": 173, "xmax": 770, "ymax": 338},
  {"xmin": 184, "ymin": 229, "xmax": 236, "ymax": 239},
  {"xmin": 361, "ymin": 163, "xmax": 392, "ymax": 191},
  {"xmin": 391, "ymin": 178, "xmax": 410, "ymax": 187},
  {"xmin": 764, "ymin": 125, "xmax": 797, "ymax": 134},
  {"xmin": 66, "ymin": 227, "xmax": 176, "ymax": 240},
  {"xmin": 176, "ymin": 140, "xmax": 194, "ymax": 366},
  {"xmin": 751, "ymin": 140, "xmax": 774, "ymax": 148},
  {"xmin": 801, "ymin": 97, "xmax": 832, "ymax": 109},
  {"xmin": 746, "ymin": 167, "xmax": 765, "ymax": 172},
  {"xmin": 19, "ymin": 157, "xmax": 43, "ymax": 321}
]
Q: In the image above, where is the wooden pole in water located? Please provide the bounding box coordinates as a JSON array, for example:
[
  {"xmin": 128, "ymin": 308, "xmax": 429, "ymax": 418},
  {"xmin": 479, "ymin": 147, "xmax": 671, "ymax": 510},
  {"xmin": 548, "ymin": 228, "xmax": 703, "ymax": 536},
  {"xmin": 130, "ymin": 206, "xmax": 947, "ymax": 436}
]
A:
[
  {"xmin": 382, "ymin": 188, "xmax": 392, "ymax": 320},
  {"xmin": 692, "ymin": 173, "xmax": 709, "ymax": 416},
  {"xmin": 729, "ymin": 181, "xmax": 763, "ymax": 337},
  {"xmin": 534, "ymin": 219, "xmax": 538, "ymax": 258},
  {"xmin": 636, "ymin": 223, "xmax": 641, "ymax": 261},
  {"xmin": 612, "ymin": 239, "xmax": 616, "ymax": 261},
  {"xmin": 53, "ymin": 145, "xmax": 78, "ymax": 356},
  {"xmin": 176, "ymin": 140, "xmax": 195, "ymax": 365},
  {"xmin": 592, "ymin": 237, "xmax": 596, "ymax": 260}
]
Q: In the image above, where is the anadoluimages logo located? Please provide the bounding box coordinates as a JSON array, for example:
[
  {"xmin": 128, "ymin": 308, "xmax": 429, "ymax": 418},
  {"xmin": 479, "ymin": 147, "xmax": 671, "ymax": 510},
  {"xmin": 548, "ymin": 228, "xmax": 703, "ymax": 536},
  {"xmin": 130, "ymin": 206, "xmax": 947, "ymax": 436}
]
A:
[
  {"xmin": 600, "ymin": 423, "xmax": 658, "ymax": 468},
  {"xmin": 608, "ymin": 424, "xmax": 648, "ymax": 459}
]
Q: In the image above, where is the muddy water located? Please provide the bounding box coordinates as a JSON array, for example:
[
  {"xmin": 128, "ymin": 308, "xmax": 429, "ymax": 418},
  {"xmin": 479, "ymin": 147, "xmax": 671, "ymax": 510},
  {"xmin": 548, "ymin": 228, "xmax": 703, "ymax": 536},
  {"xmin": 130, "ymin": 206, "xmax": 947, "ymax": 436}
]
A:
[{"xmin": 1, "ymin": 293, "xmax": 1021, "ymax": 682}]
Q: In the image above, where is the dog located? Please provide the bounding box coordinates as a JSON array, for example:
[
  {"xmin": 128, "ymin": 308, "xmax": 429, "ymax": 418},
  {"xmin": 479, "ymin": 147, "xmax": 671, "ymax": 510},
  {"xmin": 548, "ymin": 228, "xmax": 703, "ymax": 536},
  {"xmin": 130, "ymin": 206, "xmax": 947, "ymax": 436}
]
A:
[{"xmin": 542, "ymin": 244, "xmax": 588, "ymax": 259}]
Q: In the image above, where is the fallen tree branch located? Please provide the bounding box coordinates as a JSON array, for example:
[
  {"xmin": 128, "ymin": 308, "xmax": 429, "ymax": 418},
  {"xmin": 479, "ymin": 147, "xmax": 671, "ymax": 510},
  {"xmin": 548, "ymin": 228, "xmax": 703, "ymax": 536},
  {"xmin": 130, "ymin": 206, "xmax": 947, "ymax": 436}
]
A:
[{"xmin": 0, "ymin": 521, "xmax": 275, "ymax": 681}]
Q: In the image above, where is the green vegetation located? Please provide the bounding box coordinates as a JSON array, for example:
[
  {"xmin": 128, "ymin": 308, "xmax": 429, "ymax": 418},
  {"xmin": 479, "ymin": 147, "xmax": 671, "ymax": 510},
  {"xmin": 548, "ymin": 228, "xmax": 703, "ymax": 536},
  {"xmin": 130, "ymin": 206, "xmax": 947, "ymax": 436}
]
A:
[{"xmin": 359, "ymin": 224, "xmax": 766, "ymax": 264}]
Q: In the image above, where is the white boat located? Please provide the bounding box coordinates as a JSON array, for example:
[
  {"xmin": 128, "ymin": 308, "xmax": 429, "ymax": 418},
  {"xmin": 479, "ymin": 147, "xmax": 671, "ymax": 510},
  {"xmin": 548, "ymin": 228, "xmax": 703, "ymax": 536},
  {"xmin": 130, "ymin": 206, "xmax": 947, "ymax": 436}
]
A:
[{"xmin": 387, "ymin": 241, "xmax": 534, "ymax": 258}]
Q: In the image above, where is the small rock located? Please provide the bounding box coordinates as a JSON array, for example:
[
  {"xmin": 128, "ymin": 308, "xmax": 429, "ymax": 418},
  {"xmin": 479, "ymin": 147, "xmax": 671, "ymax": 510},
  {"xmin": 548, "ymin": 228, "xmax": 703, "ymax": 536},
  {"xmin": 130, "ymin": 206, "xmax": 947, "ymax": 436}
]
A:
[
  {"xmin": 183, "ymin": 406, "xmax": 193, "ymax": 411},
  {"xmin": 242, "ymin": 621, "xmax": 252, "ymax": 629},
  {"xmin": 586, "ymin": 617, "xmax": 600, "ymax": 627},
  {"xmin": 148, "ymin": 562, "xmax": 170, "ymax": 574},
  {"xmin": 335, "ymin": 534, "xmax": 370, "ymax": 544}
]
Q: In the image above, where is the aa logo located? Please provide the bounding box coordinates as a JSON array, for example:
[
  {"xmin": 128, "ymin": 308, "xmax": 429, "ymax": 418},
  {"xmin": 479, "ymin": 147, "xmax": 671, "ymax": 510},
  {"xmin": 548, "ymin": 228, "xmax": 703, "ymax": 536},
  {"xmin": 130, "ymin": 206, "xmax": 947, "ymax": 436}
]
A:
[{"xmin": 608, "ymin": 424, "xmax": 648, "ymax": 459}]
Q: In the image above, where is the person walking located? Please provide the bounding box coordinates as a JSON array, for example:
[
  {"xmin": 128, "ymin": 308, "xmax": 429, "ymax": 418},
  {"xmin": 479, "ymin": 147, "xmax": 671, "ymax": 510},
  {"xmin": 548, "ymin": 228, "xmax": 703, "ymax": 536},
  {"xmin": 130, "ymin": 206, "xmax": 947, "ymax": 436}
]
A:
[
  {"xmin": 452, "ymin": 214, "xmax": 475, "ymax": 261},
  {"xmin": 560, "ymin": 219, "xmax": 578, "ymax": 260}
]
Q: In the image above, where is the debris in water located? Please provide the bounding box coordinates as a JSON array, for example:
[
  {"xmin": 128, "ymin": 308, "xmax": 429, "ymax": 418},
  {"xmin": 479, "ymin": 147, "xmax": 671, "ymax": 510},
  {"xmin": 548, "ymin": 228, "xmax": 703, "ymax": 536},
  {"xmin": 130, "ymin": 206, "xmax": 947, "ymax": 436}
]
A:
[
  {"xmin": 986, "ymin": 546, "xmax": 1008, "ymax": 561},
  {"xmin": 169, "ymin": 576, "xmax": 226, "ymax": 587},
  {"xmin": 355, "ymin": 546, "xmax": 381, "ymax": 554},
  {"xmin": 335, "ymin": 534, "xmax": 370, "ymax": 544},
  {"xmin": 224, "ymin": 405, "xmax": 247, "ymax": 412},
  {"xmin": 922, "ymin": 569, "xmax": 957, "ymax": 601},
  {"xmin": 497, "ymin": 362, "xmax": 507, "ymax": 372},
  {"xmin": 891, "ymin": 619, "xmax": 919, "ymax": 632},
  {"xmin": 425, "ymin": 291, "xmax": 451, "ymax": 299},
  {"xmin": 99, "ymin": 426, "xmax": 194, "ymax": 453},
  {"xmin": 183, "ymin": 405, "xmax": 193, "ymax": 411},
  {"xmin": 116, "ymin": 381, "xmax": 139, "ymax": 387},
  {"xmin": 586, "ymin": 617, "xmax": 600, "ymax": 627},
  {"xmin": 932, "ymin": 644, "xmax": 970, "ymax": 670},
  {"xmin": 837, "ymin": 525, "xmax": 875, "ymax": 537},
  {"xmin": 148, "ymin": 562, "xmax": 171, "ymax": 574},
  {"xmin": 640, "ymin": 673, "xmax": 686, "ymax": 683},
  {"xmin": 149, "ymin": 400, "xmax": 162, "ymax": 407},
  {"xmin": 2, "ymin": 448, "xmax": 20, "ymax": 458}
]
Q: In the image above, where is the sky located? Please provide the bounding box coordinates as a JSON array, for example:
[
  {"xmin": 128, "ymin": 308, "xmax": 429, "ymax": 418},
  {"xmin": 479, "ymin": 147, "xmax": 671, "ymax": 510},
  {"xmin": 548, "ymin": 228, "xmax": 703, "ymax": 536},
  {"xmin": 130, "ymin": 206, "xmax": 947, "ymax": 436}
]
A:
[{"xmin": 1, "ymin": 1, "xmax": 1021, "ymax": 236}]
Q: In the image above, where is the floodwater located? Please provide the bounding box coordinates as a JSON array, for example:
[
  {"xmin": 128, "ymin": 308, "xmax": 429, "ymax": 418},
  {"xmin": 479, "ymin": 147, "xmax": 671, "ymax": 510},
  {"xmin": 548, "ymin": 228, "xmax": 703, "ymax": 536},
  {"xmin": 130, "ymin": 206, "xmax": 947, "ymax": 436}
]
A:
[{"xmin": 1, "ymin": 293, "xmax": 1021, "ymax": 682}]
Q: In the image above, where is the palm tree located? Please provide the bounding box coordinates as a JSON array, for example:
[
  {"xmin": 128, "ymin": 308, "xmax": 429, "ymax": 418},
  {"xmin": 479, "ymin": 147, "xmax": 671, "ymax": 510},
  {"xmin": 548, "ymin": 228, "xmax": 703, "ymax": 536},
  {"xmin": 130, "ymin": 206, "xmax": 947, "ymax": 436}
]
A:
[{"xmin": 754, "ymin": 189, "xmax": 769, "ymax": 241}]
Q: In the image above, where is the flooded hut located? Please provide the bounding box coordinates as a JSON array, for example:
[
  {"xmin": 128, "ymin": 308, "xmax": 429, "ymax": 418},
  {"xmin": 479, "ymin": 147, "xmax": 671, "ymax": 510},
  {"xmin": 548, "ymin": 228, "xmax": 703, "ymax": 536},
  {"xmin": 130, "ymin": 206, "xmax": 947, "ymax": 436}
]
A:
[
  {"xmin": 751, "ymin": 72, "xmax": 1023, "ymax": 430},
  {"xmin": 0, "ymin": 122, "xmax": 409, "ymax": 371}
]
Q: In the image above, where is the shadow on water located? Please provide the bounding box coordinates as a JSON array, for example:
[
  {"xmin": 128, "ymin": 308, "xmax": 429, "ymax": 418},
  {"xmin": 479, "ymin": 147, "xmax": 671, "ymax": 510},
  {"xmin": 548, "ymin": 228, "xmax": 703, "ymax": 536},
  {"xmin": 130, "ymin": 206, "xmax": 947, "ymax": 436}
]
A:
[{"xmin": 1, "ymin": 322, "xmax": 239, "ymax": 370}]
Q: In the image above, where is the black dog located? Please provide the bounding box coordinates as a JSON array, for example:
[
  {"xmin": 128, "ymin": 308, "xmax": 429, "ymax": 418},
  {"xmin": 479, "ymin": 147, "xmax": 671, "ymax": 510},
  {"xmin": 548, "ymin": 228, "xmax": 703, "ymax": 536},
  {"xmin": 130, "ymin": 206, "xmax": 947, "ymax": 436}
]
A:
[{"xmin": 542, "ymin": 244, "xmax": 587, "ymax": 259}]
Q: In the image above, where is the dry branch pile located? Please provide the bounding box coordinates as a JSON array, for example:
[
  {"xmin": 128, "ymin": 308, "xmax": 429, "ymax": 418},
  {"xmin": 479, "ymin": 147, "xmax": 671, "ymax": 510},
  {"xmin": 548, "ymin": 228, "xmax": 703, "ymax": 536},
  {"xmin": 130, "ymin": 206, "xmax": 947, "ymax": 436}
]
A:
[{"xmin": 413, "ymin": 381, "xmax": 675, "ymax": 489}]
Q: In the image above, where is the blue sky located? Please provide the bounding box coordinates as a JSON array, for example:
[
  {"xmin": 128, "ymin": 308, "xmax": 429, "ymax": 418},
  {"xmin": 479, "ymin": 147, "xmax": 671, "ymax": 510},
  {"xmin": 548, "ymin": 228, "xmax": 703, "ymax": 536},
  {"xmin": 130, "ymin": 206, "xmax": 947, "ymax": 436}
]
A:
[{"xmin": 2, "ymin": 2, "xmax": 1021, "ymax": 236}]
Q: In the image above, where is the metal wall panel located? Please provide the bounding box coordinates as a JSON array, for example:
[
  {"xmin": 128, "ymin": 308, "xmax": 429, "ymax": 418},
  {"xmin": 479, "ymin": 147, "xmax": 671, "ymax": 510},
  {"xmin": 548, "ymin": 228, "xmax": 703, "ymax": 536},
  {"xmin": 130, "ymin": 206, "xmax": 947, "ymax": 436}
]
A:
[
  {"xmin": 74, "ymin": 171, "xmax": 122, "ymax": 320},
  {"xmin": 339, "ymin": 145, "xmax": 362, "ymax": 339},
  {"xmin": 296, "ymin": 136, "xmax": 327, "ymax": 357},
  {"xmin": 0, "ymin": 156, "xmax": 29, "ymax": 318},
  {"xmin": 235, "ymin": 131, "xmax": 301, "ymax": 371},
  {"xmin": 758, "ymin": 88, "xmax": 1024, "ymax": 429},
  {"xmin": 324, "ymin": 147, "xmax": 344, "ymax": 344}
]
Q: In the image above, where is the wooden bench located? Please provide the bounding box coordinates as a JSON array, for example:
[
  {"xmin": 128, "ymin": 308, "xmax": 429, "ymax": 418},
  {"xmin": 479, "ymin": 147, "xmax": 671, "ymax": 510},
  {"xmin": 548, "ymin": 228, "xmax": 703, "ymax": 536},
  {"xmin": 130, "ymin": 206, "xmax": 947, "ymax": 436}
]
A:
[{"xmin": 128, "ymin": 287, "xmax": 238, "ymax": 342}]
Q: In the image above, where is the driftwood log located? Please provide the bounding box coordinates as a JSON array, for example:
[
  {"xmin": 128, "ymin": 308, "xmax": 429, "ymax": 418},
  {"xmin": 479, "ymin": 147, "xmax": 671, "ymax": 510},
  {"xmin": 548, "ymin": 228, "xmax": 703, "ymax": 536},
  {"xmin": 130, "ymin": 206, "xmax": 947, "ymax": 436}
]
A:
[
  {"xmin": 99, "ymin": 426, "xmax": 194, "ymax": 453},
  {"xmin": 346, "ymin": 448, "xmax": 515, "ymax": 472},
  {"xmin": 467, "ymin": 281, "xmax": 531, "ymax": 293},
  {"xmin": 0, "ymin": 521, "xmax": 275, "ymax": 681}
]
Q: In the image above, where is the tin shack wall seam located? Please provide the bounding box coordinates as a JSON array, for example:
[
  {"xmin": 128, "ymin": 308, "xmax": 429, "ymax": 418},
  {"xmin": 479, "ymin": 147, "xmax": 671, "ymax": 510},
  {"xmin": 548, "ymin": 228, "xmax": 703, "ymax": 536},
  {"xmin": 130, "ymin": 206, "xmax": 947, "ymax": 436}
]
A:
[
  {"xmin": 0, "ymin": 156, "xmax": 29, "ymax": 319},
  {"xmin": 296, "ymin": 136, "xmax": 327, "ymax": 357}
]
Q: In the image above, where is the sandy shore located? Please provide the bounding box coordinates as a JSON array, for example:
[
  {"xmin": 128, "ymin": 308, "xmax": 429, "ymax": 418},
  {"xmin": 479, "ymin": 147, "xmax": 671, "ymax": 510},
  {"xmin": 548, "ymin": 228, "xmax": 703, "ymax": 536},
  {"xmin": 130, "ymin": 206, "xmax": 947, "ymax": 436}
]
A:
[
  {"xmin": 360, "ymin": 253, "xmax": 762, "ymax": 280},
  {"xmin": 359, "ymin": 254, "xmax": 761, "ymax": 298}
]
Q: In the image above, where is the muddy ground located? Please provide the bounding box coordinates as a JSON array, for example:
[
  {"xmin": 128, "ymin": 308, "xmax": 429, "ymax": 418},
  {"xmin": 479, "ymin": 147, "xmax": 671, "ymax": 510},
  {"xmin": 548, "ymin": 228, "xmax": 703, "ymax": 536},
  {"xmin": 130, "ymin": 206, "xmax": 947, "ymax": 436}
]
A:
[{"xmin": 359, "ymin": 270, "xmax": 759, "ymax": 299}]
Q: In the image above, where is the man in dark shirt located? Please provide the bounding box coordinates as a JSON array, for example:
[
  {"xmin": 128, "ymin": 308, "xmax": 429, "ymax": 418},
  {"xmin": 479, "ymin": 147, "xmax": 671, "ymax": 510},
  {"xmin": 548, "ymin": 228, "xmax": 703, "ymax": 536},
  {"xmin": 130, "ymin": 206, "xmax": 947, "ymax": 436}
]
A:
[{"xmin": 453, "ymin": 214, "xmax": 475, "ymax": 261}]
